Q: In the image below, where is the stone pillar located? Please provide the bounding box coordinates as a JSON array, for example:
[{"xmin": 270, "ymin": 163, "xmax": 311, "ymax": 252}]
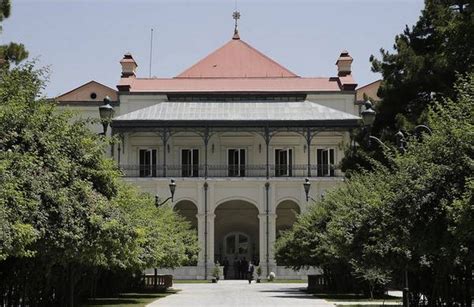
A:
[
  {"xmin": 258, "ymin": 212, "xmax": 277, "ymax": 277},
  {"xmin": 196, "ymin": 210, "xmax": 215, "ymax": 279},
  {"xmin": 267, "ymin": 213, "xmax": 277, "ymax": 268},
  {"xmin": 207, "ymin": 213, "xmax": 216, "ymax": 268},
  {"xmin": 258, "ymin": 213, "xmax": 266, "ymax": 273},
  {"xmin": 196, "ymin": 213, "xmax": 206, "ymax": 267}
]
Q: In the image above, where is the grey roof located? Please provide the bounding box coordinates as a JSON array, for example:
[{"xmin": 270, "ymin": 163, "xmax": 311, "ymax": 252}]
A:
[{"xmin": 114, "ymin": 101, "xmax": 360, "ymax": 122}]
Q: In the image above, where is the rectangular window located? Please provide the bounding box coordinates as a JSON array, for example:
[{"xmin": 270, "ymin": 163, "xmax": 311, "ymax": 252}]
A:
[
  {"xmin": 181, "ymin": 149, "xmax": 199, "ymax": 177},
  {"xmin": 317, "ymin": 148, "xmax": 335, "ymax": 177},
  {"xmin": 228, "ymin": 149, "xmax": 246, "ymax": 177},
  {"xmin": 275, "ymin": 149, "xmax": 293, "ymax": 177},
  {"xmin": 139, "ymin": 149, "xmax": 157, "ymax": 177}
]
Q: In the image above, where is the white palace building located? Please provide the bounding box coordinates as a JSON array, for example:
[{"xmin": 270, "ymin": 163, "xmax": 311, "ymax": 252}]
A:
[{"xmin": 57, "ymin": 17, "xmax": 362, "ymax": 279}]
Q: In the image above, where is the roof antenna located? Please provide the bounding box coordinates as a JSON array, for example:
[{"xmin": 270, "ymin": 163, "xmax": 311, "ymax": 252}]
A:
[{"xmin": 149, "ymin": 28, "xmax": 154, "ymax": 78}]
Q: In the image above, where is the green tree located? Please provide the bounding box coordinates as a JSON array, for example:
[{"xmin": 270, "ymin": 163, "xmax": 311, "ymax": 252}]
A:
[
  {"xmin": 342, "ymin": 1, "xmax": 473, "ymax": 174},
  {"xmin": 114, "ymin": 184, "xmax": 198, "ymax": 270},
  {"xmin": 0, "ymin": 63, "xmax": 198, "ymax": 306},
  {"xmin": 370, "ymin": 0, "xmax": 473, "ymax": 137},
  {"xmin": 0, "ymin": 0, "xmax": 28, "ymax": 68},
  {"xmin": 276, "ymin": 73, "xmax": 474, "ymax": 304}
]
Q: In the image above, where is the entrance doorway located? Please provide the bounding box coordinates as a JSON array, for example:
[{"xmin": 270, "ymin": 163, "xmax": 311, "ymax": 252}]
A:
[
  {"xmin": 214, "ymin": 200, "xmax": 259, "ymax": 279},
  {"xmin": 224, "ymin": 232, "xmax": 250, "ymax": 259},
  {"xmin": 223, "ymin": 232, "xmax": 252, "ymax": 279}
]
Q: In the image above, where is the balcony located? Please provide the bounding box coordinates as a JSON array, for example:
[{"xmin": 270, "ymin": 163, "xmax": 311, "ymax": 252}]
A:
[{"xmin": 120, "ymin": 164, "xmax": 341, "ymax": 178}]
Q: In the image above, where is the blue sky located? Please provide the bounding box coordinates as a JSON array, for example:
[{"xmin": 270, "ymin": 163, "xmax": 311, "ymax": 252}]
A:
[{"xmin": 3, "ymin": 0, "xmax": 424, "ymax": 97}]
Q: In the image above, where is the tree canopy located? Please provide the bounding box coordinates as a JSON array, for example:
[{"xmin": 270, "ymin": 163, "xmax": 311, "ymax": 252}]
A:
[
  {"xmin": 371, "ymin": 0, "xmax": 473, "ymax": 137},
  {"xmin": 0, "ymin": 0, "xmax": 28, "ymax": 68},
  {"xmin": 0, "ymin": 63, "xmax": 198, "ymax": 306},
  {"xmin": 342, "ymin": 0, "xmax": 473, "ymax": 174},
  {"xmin": 276, "ymin": 73, "xmax": 474, "ymax": 304}
]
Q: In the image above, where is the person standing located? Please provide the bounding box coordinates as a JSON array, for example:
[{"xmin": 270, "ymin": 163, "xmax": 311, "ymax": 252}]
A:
[
  {"xmin": 233, "ymin": 257, "xmax": 239, "ymax": 279},
  {"xmin": 222, "ymin": 257, "xmax": 229, "ymax": 279},
  {"xmin": 247, "ymin": 261, "xmax": 255, "ymax": 284},
  {"xmin": 241, "ymin": 257, "xmax": 248, "ymax": 279}
]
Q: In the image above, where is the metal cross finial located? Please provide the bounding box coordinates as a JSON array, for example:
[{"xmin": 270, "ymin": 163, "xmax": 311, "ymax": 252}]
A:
[
  {"xmin": 233, "ymin": 11, "xmax": 241, "ymax": 38},
  {"xmin": 233, "ymin": 11, "xmax": 240, "ymax": 22}
]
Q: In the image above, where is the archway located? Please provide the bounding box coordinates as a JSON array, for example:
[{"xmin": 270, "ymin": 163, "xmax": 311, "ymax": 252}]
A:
[
  {"xmin": 173, "ymin": 200, "xmax": 198, "ymax": 231},
  {"xmin": 174, "ymin": 200, "xmax": 198, "ymax": 266},
  {"xmin": 276, "ymin": 200, "xmax": 300, "ymax": 240},
  {"xmin": 214, "ymin": 200, "xmax": 259, "ymax": 279}
]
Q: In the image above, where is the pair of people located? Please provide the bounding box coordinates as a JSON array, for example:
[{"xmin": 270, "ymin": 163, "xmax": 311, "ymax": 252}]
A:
[{"xmin": 233, "ymin": 257, "xmax": 249, "ymax": 279}]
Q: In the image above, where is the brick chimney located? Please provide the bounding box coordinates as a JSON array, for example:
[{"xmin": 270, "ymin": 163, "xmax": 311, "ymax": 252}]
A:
[
  {"xmin": 120, "ymin": 53, "xmax": 137, "ymax": 78},
  {"xmin": 336, "ymin": 50, "xmax": 353, "ymax": 77}
]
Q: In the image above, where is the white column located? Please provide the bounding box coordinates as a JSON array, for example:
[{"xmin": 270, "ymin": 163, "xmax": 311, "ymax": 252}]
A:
[
  {"xmin": 207, "ymin": 213, "xmax": 216, "ymax": 267},
  {"xmin": 196, "ymin": 213, "xmax": 206, "ymax": 267},
  {"xmin": 258, "ymin": 213, "xmax": 266, "ymax": 271},
  {"xmin": 207, "ymin": 181, "xmax": 216, "ymax": 269},
  {"xmin": 196, "ymin": 184, "xmax": 206, "ymax": 279},
  {"xmin": 269, "ymin": 182, "xmax": 277, "ymax": 271},
  {"xmin": 258, "ymin": 212, "xmax": 277, "ymax": 277},
  {"xmin": 268, "ymin": 213, "xmax": 277, "ymax": 268}
]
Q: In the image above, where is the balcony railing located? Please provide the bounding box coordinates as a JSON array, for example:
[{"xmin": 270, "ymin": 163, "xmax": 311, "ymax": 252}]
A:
[{"xmin": 120, "ymin": 164, "xmax": 340, "ymax": 178}]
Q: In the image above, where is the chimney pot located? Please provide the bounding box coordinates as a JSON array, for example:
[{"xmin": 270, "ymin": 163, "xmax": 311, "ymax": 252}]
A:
[
  {"xmin": 120, "ymin": 53, "xmax": 138, "ymax": 78},
  {"xmin": 336, "ymin": 50, "xmax": 353, "ymax": 77}
]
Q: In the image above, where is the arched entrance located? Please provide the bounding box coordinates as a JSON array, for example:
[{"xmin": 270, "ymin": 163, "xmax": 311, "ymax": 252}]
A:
[
  {"xmin": 174, "ymin": 200, "xmax": 198, "ymax": 231},
  {"xmin": 276, "ymin": 200, "xmax": 300, "ymax": 239},
  {"xmin": 174, "ymin": 200, "xmax": 198, "ymax": 266},
  {"xmin": 214, "ymin": 200, "xmax": 259, "ymax": 279}
]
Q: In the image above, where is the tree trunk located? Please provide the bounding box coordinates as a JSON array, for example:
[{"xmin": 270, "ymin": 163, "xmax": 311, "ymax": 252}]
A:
[
  {"xmin": 465, "ymin": 264, "xmax": 472, "ymax": 307},
  {"xmin": 68, "ymin": 264, "xmax": 74, "ymax": 307},
  {"xmin": 7, "ymin": 284, "xmax": 12, "ymax": 307}
]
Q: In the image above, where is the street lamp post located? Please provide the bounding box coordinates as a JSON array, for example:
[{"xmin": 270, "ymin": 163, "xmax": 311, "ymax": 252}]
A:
[
  {"xmin": 155, "ymin": 179, "xmax": 177, "ymax": 207},
  {"xmin": 303, "ymin": 178, "xmax": 311, "ymax": 201},
  {"xmin": 361, "ymin": 100, "xmax": 376, "ymax": 143},
  {"xmin": 361, "ymin": 100, "xmax": 376, "ymax": 127},
  {"xmin": 99, "ymin": 96, "xmax": 114, "ymax": 135},
  {"xmin": 303, "ymin": 178, "xmax": 320, "ymax": 202}
]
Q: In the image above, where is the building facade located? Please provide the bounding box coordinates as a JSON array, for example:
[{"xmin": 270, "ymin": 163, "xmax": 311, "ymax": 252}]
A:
[{"xmin": 58, "ymin": 26, "xmax": 361, "ymax": 279}]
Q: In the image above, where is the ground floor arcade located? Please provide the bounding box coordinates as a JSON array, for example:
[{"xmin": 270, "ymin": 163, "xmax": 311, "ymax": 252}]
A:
[{"xmin": 130, "ymin": 177, "xmax": 340, "ymax": 279}]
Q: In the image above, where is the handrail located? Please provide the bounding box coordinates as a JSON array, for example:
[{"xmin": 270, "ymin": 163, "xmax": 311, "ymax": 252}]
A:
[{"xmin": 120, "ymin": 164, "xmax": 340, "ymax": 178}]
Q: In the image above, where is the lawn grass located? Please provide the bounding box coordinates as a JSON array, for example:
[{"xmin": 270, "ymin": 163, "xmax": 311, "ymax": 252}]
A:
[
  {"xmin": 173, "ymin": 279, "xmax": 306, "ymax": 283},
  {"xmin": 314, "ymin": 293, "xmax": 402, "ymax": 303},
  {"xmin": 82, "ymin": 290, "xmax": 178, "ymax": 307},
  {"xmin": 259, "ymin": 279, "xmax": 307, "ymax": 283},
  {"xmin": 173, "ymin": 279, "xmax": 212, "ymax": 283}
]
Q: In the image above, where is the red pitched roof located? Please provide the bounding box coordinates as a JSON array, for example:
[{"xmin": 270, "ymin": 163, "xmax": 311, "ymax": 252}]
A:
[
  {"xmin": 176, "ymin": 38, "xmax": 298, "ymax": 78},
  {"xmin": 117, "ymin": 36, "xmax": 357, "ymax": 93}
]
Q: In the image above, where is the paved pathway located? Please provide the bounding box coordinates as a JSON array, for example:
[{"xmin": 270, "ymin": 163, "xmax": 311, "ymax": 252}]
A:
[{"xmin": 147, "ymin": 280, "xmax": 333, "ymax": 307}]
